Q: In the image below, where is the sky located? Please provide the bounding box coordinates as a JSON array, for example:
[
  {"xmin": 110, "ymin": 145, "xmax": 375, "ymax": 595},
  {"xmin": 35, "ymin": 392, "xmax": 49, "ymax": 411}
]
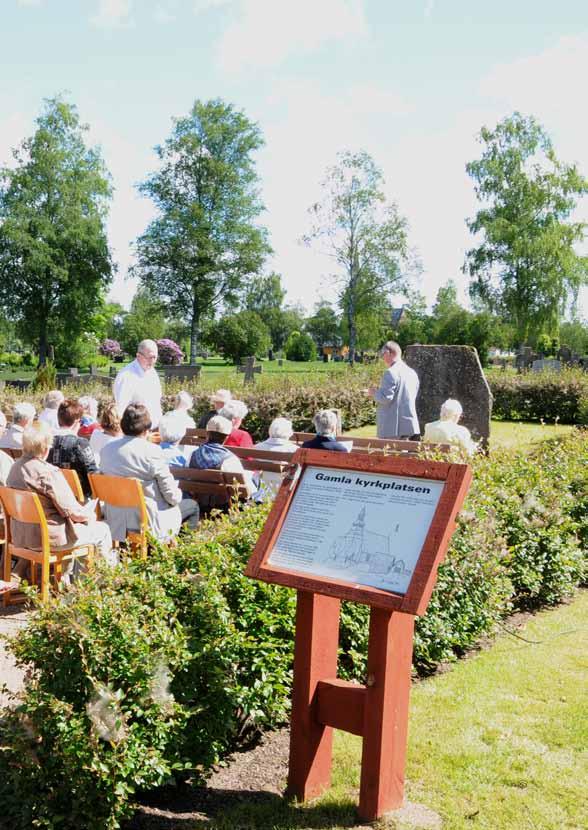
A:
[{"xmin": 2, "ymin": 0, "xmax": 588, "ymax": 315}]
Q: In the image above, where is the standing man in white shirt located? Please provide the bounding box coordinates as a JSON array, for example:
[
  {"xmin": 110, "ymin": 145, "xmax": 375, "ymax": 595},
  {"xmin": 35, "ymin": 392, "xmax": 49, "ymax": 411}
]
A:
[
  {"xmin": 366, "ymin": 341, "xmax": 420, "ymax": 440},
  {"xmin": 113, "ymin": 339, "xmax": 163, "ymax": 428}
]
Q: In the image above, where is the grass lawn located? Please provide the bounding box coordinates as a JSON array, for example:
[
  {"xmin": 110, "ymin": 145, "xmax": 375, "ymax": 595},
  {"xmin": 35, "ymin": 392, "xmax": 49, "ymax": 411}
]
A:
[
  {"xmin": 198, "ymin": 591, "xmax": 588, "ymax": 829},
  {"xmin": 349, "ymin": 420, "xmax": 575, "ymax": 449}
]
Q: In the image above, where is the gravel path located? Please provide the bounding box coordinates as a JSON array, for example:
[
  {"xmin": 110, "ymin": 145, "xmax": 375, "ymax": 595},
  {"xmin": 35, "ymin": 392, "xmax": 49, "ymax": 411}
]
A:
[{"xmin": 0, "ymin": 606, "xmax": 28, "ymax": 707}]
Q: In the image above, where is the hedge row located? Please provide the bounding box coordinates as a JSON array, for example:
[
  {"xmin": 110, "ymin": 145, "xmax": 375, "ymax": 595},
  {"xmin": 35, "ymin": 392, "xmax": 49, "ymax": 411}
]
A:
[
  {"xmin": 1, "ymin": 431, "xmax": 587, "ymax": 828},
  {"xmin": 4, "ymin": 367, "xmax": 588, "ymax": 433}
]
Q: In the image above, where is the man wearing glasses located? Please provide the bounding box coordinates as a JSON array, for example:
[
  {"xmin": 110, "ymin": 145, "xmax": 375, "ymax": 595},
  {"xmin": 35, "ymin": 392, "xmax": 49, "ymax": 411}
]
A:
[{"xmin": 113, "ymin": 339, "xmax": 163, "ymax": 428}]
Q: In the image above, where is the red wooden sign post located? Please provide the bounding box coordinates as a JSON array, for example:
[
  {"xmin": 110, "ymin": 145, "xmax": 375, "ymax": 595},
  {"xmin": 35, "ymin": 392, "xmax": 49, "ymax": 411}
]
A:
[{"xmin": 246, "ymin": 450, "xmax": 471, "ymax": 821}]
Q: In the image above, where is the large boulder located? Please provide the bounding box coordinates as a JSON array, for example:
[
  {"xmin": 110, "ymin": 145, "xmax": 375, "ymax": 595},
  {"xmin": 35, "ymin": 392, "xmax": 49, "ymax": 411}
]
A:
[{"xmin": 405, "ymin": 345, "xmax": 492, "ymax": 448}]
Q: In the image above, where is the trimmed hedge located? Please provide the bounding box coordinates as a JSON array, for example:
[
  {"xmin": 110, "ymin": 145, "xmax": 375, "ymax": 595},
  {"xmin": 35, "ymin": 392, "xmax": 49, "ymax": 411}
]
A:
[
  {"xmin": 488, "ymin": 369, "xmax": 588, "ymax": 424},
  {"xmin": 1, "ymin": 432, "xmax": 587, "ymax": 828}
]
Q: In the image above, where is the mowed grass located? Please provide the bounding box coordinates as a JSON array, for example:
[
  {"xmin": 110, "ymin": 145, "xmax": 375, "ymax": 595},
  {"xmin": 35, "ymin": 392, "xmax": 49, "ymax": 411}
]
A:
[
  {"xmin": 349, "ymin": 420, "xmax": 575, "ymax": 449},
  {"xmin": 196, "ymin": 591, "xmax": 588, "ymax": 829}
]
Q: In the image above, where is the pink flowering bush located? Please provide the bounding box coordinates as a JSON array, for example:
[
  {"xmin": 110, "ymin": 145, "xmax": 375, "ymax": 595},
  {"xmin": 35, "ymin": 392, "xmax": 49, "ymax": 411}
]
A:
[
  {"xmin": 99, "ymin": 339, "xmax": 123, "ymax": 359},
  {"xmin": 156, "ymin": 338, "xmax": 184, "ymax": 365}
]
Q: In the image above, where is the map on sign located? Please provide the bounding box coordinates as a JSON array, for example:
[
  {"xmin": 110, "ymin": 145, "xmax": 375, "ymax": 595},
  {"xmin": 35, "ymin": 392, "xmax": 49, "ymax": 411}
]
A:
[{"xmin": 267, "ymin": 465, "xmax": 445, "ymax": 595}]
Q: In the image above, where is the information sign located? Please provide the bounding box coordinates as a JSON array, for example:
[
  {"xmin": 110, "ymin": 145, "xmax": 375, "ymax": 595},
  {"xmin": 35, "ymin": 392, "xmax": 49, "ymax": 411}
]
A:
[{"xmin": 247, "ymin": 449, "xmax": 471, "ymax": 615}]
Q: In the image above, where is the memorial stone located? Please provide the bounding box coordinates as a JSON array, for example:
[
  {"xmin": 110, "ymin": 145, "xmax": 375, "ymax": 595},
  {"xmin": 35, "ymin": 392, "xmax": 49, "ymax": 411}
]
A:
[
  {"xmin": 405, "ymin": 344, "xmax": 492, "ymax": 448},
  {"xmin": 532, "ymin": 359, "xmax": 545, "ymax": 372}
]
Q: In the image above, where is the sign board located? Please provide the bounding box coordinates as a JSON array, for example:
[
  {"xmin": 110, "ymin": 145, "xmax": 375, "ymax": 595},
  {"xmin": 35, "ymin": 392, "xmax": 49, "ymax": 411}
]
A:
[{"xmin": 246, "ymin": 449, "xmax": 471, "ymax": 616}]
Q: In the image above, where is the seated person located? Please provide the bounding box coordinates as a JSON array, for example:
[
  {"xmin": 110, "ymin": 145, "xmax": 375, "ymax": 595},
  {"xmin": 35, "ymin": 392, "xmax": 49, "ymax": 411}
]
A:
[
  {"xmin": 254, "ymin": 417, "xmax": 299, "ymax": 489},
  {"xmin": 38, "ymin": 390, "xmax": 64, "ymax": 431},
  {"xmin": 0, "ymin": 448, "xmax": 13, "ymax": 485},
  {"xmin": 189, "ymin": 415, "xmax": 255, "ymax": 497},
  {"xmin": 159, "ymin": 412, "xmax": 188, "ymax": 467},
  {"xmin": 197, "ymin": 388, "xmax": 232, "ymax": 429},
  {"xmin": 100, "ymin": 403, "xmax": 200, "ymax": 542},
  {"xmin": 78, "ymin": 396, "xmax": 101, "ymax": 438},
  {"xmin": 89, "ymin": 402, "xmax": 122, "ymax": 467},
  {"xmin": 219, "ymin": 400, "xmax": 254, "ymax": 448},
  {"xmin": 423, "ymin": 399, "xmax": 477, "ymax": 456},
  {"xmin": 48, "ymin": 399, "xmax": 98, "ymax": 498},
  {"xmin": 302, "ymin": 410, "xmax": 351, "ymax": 452},
  {"xmin": 0, "ymin": 403, "xmax": 36, "ymax": 450},
  {"xmin": 6, "ymin": 422, "xmax": 116, "ymax": 582},
  {"xmin": 173, "ymin": 391, "xmax": 196, "ymax": 433}
]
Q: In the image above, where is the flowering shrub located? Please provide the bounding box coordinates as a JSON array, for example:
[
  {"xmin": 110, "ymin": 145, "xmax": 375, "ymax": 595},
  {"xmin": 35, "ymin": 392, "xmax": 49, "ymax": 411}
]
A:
[
  {"xmin": 1, "ymin": 432, "xmax": 587, "ymax": 827},
  {"xmin": 99, "ymin": 338, "xmax": 123, "ymax": 359},
  {"xmin": 156, "ymin": 338, "xmax": 184, "ymax": 365}
]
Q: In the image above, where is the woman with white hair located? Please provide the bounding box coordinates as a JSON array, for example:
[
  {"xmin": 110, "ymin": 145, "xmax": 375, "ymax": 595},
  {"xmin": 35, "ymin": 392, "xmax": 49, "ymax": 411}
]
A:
[
  {"xmin": 6, "ymin": 422, "xmax": 116, "ymax": 581},
  {"xmin": 78, "ymin": 396, "xmax": 100, "ymax": 439},
  {"xmin": 219, "ymin": 399, "xmax": 254, "ymax": 449},
  {"xmin": 254, "ymin": 417, "xmax": 299, "ymax": 489},
  {"xmin": 0, "ymin": 402, "xmax": 36, "ymax": 450},
  {"xmin": 172, "ymin": 391, "xmax": 196, "ymax": 432},
  {"xmin": 423, "ymin": 399, "xmax": 477, "ymax": 456},
  {"xmin": 38, "ymin": 390, "xmax": 64, "ymax": 431},
  {"xmin": 302, "ymin": 410, "xmax": 350, "ymax": 453},
  {"xmin": 159, "ymin": 412, "xmax": 188, "ymax": 467}
]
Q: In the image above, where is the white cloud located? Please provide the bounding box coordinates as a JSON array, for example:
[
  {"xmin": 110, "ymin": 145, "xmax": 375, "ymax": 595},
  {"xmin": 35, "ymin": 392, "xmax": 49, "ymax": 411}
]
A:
[
  {"xmin": 153, "ymin": 3, "xmax": 176, "ymax": 24},
  {"xmin": 90, "ymin": 0, "xmax": 134, "ymax": 29},
  {"xmin": 193, "ymin": 0, "xmax": 231, "ymax": 12},
  {"xmin": 424, "ymin": 0, "xmax": 435, "ymax": 20},
  {"xmin": 17, "ymin": 0, "xmax": 44, "ymax": 7},
  {"xmin": 212, "ymin": 0, "xmax": 368, "ymax": 73}
]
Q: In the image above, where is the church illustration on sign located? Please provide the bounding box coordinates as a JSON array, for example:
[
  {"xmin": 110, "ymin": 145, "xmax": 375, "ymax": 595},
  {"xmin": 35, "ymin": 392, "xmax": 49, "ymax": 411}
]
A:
[{"xmin": 325, "ymin": 507, "xmax": 412, "ymax": 578}]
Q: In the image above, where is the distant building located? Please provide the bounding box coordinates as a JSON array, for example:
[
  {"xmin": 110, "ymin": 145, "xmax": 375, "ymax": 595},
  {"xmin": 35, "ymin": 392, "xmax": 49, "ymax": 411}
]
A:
[{"xmin": 390, "ymin": 307, "xmax": 408, "ymax": 328}]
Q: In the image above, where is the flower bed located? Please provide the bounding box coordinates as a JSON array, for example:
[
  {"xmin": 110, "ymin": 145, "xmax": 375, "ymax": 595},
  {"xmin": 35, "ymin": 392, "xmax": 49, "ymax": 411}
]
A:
[{"xmin": 1, "ymin": 432, "xmax": 586, "ymax": 828}]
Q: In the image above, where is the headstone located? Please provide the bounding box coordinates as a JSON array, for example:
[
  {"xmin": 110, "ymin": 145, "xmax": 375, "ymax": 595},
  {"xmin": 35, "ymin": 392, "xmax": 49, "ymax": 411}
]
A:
[
  {"xmin": 544, "ymin": 359, "xmax": 561, "ymax": 372},
  {"xmin": 237, "ymin": 356, "xmax": 262, "ymax": 384},
  {"xmin": 160, "ymin": 364, "xmax": 201, "ymax": 382},
  {"xmin": 405, "ymin": 345, "xmax": 492, "ymax": 449},
  {"xmin": 278, "ymin": 358, "xmax": 283, "ymax": 367},
  {"xmin": 268, "ymin": 348, "xmax": 274, "ymax": 361},
  {"xmin": 558, "ymin": 346, "xmax": 572, "ymax": 364},
  {"xmin": 48, "ymin": 345, "xmax": 55, "ymax": 362},
  {"xmin": 69, "ymin": 367, "xmax": 79, "ymax": 377}
]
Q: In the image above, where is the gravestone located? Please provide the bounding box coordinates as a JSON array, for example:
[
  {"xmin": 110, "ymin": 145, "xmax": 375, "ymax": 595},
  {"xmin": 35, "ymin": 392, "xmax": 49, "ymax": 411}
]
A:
[
  {"xmin": 558, "ymin": 346, "xmax": 572, "ymax": 364},
  {"xmin": 405, "ymin": 345, "xmax": 492, "ymax": 449},
  {"xmin": 160, "ymin": 364, "xmax": 201, "ymax": 382},
  {"xmin": 238, "ymin": 356, "xmax": 262, "ymax": 385},
  {"xmin": 531, "ymin": 359, "xmax": 545, "ymax": 372}
]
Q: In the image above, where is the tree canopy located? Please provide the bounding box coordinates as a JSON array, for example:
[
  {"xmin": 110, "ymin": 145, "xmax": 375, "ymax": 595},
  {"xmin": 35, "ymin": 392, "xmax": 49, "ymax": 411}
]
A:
[
  {"xmin": 133, "ymin": 98, "xmax": 271, "ymax": 363},
  {"xmin": 303, "ymin": 150, "xmax": 414, "ymax": 362},
  {"xmin": 464, "ymin": 112, "xmax": 588, "ymax": 344},
  {"xmin": 0, "ymin": 97, "xmax": 113, "ymax": 364}
]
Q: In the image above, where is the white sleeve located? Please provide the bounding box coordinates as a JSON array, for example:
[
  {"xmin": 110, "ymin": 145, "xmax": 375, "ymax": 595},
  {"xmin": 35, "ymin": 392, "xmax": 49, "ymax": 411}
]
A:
[{"xmin": 114, "ymin": 372, "xmax": 135, "ymax": 417}]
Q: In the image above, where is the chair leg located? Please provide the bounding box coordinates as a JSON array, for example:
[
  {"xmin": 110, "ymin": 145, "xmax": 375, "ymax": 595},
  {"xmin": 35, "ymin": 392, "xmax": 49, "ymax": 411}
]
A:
[{"xmin": 40, "ymin": 561, "xmax": 49, "ymax": 603}]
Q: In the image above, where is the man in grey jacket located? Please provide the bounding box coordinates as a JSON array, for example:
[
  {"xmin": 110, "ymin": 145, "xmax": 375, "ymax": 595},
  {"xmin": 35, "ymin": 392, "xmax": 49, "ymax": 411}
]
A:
[{"xmin": 367, "ymin": 342, "xmax": 420, "ymax": 439}]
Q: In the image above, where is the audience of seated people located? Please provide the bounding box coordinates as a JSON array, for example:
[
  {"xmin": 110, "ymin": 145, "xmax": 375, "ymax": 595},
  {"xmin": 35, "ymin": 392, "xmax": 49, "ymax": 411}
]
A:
[
  {"xmin": 0, "ymin": 403, "xmax": 36, "ymax": 450},
  {"xmin": 99, "ymin": 403, "xmax": 200, "ymax": 542},
  {"xmin": 254, "ymin": 417, "xmax": 299, "ymax": 489},
  {"xmin": 198, "ymin": 388, "xmax": 232, "ymax": 429},
  {"xmin": 48, "ymin": 399, "xmax": 99, "ymax": 498},
  {"xmin": 219, "ymin": 399, "xmax": 254, "ymax": 448},
  {"xmin": 89, "ymin": 401, "xmax": 122, "ymax": 466},
  {"xmin": 172, "ymin": 391, "xmax": 196, "ymax": 432},
  {"xmin": 38, "ymin": 390, "xmax": 64, "ymax": 431},
  {"xmin": 302, "ymin": 410, "xmax": 351, "ymax": 452},
  {"xmin": 159, "ymin": 412, "xmax": 188, "ymax": 467},
  {"xmin": 189, "ymin": 415, "xmax": 255, "ymax": 497},
  {"xmin": 78, "ymin": 396, "xmax": 101, "ymax": 438},
  {"xmin": 6, "ymin": 422, "xmax": 117, "ymax": 582},
  {"xmin": 423, "ymin": 399, "xmax": 477, "ymax": 456}
]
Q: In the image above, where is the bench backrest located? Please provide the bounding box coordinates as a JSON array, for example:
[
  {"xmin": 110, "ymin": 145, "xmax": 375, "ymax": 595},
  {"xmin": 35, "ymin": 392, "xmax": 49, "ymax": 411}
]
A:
[{"xmin": 171, "ymin": 466, "xmax": 248, "ymax": 510}]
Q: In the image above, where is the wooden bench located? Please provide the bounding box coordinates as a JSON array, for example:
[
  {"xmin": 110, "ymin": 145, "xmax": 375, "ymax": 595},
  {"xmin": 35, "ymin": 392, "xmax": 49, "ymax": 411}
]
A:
[
  {"xmin": 171, "ymin": 466, "xmax": 249, "ymax": 513},
  {"xmin": 291, "ymin": 433, "xmax": 425, "ymax": 455}
]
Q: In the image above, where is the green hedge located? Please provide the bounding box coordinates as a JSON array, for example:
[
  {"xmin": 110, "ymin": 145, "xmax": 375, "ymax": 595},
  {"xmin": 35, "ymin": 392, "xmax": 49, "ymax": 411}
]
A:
[
  {"xmin": 1, "ymin": 432, "xmax": 586, "ymax": 828},
  {"xmin": 488, "ymin": 369, "xmax": 588, "ymax": 424}
]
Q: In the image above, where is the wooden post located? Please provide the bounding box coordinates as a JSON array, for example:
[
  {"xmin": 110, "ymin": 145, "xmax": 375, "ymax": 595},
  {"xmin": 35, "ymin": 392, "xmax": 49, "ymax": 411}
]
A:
[
  {"xmin": 358, "ymin": 608, "xmax": 415, "ymax": 821},
  {"xmin": 287, "ymin": 590, "xmax": 341, "ymax": 801}
]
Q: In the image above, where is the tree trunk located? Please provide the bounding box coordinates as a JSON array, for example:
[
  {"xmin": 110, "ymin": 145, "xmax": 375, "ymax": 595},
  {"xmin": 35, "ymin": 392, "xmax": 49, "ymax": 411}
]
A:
[
  {"xmin": 347, "ymin": 293, "xmax": 357, "ymax": 366},
  {"xmin": 38, "ymin": 324, "xmax": 48, "ymax": 366},
  {"xmin": 189, "ymin": 295, "xmax": 199, "ymax": 365}
]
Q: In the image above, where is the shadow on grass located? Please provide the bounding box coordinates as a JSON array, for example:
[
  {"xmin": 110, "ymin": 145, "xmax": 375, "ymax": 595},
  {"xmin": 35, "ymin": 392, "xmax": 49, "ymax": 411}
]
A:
[{"xmin": 129, "ymin": 785, "xmax": 365, "ymax": 830}]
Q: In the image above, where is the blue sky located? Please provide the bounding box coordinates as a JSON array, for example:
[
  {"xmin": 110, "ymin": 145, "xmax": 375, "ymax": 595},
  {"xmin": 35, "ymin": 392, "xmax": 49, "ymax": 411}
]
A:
[{"xmin": 2, "ymin": 0, "xmax": 588, "ymax": 315}]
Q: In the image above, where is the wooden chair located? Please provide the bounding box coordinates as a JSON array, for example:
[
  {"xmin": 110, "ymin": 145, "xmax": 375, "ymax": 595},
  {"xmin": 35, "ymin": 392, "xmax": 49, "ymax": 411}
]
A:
[
  {"xmin": 88, "ymin": 473, "xmax": 149, "ymax": 559},
  {"xmin": 60, "ymin": 468, "xmax": 85, "ymax": 504},
  {"xmin": 0, "ymin": 486, "xmax": 95, "ymax": 605}
]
